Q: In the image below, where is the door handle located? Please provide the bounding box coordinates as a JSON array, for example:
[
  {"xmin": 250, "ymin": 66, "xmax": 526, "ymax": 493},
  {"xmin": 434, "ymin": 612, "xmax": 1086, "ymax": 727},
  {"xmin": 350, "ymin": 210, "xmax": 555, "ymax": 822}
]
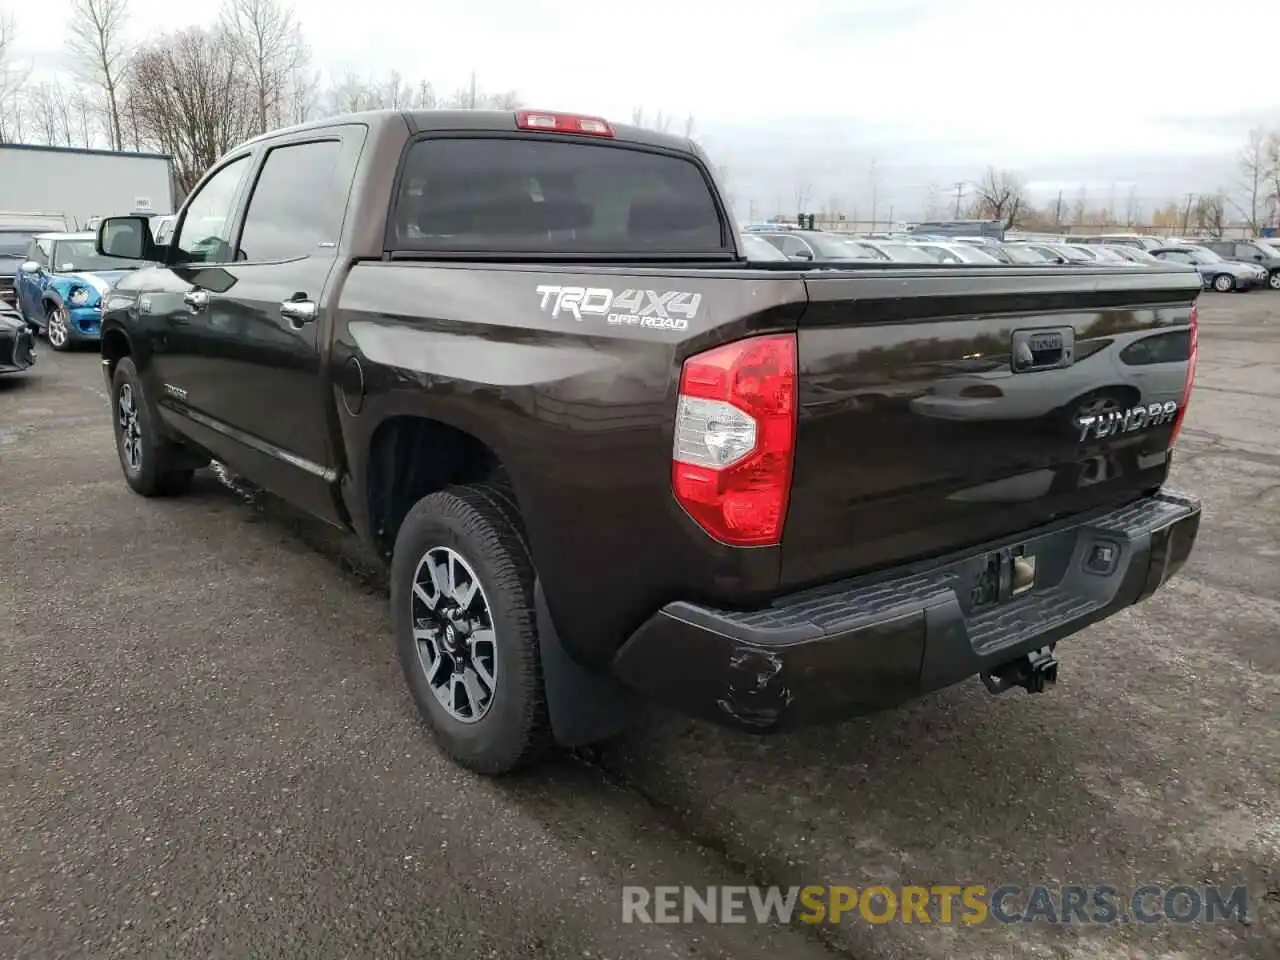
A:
[
  {"xmin": 280, "ymin": 297, "xmax": 317, "ymax": 329},
  {"xmin": 183, "ymin": 289, "xmax": 209, "ymax": 312}
]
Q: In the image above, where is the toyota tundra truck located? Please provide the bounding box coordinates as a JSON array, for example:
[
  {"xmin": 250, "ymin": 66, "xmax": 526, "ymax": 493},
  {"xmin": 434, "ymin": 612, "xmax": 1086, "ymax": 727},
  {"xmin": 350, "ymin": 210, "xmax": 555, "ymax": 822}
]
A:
[{"xmin": 93, "ymin": 109, "xmax": 1202, "ymax": 774}]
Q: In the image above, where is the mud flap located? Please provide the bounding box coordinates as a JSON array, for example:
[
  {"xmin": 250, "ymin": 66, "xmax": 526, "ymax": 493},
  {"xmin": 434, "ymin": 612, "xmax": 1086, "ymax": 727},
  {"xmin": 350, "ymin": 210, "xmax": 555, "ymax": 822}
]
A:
[{"xmin": 536, "ymin": 579, "xmax": 640, "ymax": 748}]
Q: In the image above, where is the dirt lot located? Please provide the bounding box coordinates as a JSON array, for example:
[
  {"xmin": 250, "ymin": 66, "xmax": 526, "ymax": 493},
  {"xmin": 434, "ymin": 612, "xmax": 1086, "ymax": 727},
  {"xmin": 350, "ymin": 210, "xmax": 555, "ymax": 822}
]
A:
[{"xmin": 1, "ymin": 296, "xmax": 1276, "ymax": 960}]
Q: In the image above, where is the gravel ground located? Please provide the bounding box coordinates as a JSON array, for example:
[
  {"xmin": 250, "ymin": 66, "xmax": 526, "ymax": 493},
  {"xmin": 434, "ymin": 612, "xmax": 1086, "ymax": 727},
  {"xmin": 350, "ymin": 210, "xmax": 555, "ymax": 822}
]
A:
[{"xmin": 1, "ymin": 295, "xmax": 1276, "ymax": 960}]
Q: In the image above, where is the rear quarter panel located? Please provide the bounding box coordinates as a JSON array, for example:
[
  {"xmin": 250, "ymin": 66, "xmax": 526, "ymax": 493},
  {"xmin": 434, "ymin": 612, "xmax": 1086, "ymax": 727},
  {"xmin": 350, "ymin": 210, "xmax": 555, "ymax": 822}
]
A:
[{"xmin": 332, "ymin": 261, "xmax": 806, "ymax": 666}]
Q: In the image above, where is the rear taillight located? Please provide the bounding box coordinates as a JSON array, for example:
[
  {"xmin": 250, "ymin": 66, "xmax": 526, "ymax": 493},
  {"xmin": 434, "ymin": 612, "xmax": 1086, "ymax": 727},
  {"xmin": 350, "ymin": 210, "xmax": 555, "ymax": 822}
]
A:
[
  {"xmin": 515, "ymin": 110, "xmax": 614, "ymax": 138},
  {"xmin": 1170, "ymin": 300, "xmax": 1199, "ymax": 445},
  {"xmin": 672, "ymin": 334, "xmax": 797, "ymax": 546}
]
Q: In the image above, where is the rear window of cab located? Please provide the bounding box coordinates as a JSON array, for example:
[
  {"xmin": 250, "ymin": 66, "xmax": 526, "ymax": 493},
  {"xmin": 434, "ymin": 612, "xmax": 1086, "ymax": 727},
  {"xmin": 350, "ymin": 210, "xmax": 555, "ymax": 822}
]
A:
[{"xmin": 387, "ymin": 137, "xmax": 728, "ymax": 256}]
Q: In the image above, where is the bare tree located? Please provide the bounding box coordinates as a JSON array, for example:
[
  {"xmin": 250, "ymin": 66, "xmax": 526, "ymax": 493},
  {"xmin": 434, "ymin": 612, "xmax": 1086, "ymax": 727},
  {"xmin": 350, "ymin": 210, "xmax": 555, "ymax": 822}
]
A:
[
  {"xmin": 1266, "ymin": 132, "xmax": 1280, "ymax": 228},
  {"xmin": 793, "ymin": 176, "xmax": 813, "ymax": 213},
  {"xmin": 126, "ymin": 26, "xmax": 256, "ymax": 192},
  {"xmin": 0, "ymin": 11, "xmax": 31, "ymax": 142},
  {"xmin": 1193, "ymin": 191, "xmax": 1226, "ymax": 236},
  {"xmin": 220, "ymin": 0, "xmax": 307, "ymax": 133},
  {"xmin": 413, "ymin": 80, "xmax": 436, "ymax": 109},
  {"xmin": 1230, "ymin": 127, "xmax": 1269, "ymax": 232},
  {"xmin": 682, "ymin": 113, "xmax": 695, "ymax": 139},
  {"xmin": 70, "ymin": 86, "xmax": 98, "ymax": 147},
  {"xmin": 971, "ymin": 166, "xmax": 1026, "ymax": 228},
  {"xmin": 68, "ymin": 0, "xmax": 130, "ymax": 150},
  {"xmin": 28, "ymin": 81, "xmax": 75, "ymax": 146},
  {"xmin": 283, "ymin": 66, "xmax": 319, "ymax": 124}
]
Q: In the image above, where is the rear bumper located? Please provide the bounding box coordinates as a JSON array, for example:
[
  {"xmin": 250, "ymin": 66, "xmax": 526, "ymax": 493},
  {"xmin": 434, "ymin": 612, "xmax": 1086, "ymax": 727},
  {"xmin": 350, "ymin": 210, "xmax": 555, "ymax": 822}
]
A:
[{"xmin": 612, "ymin": 490, "xmax": 1201, "ymax": 732}]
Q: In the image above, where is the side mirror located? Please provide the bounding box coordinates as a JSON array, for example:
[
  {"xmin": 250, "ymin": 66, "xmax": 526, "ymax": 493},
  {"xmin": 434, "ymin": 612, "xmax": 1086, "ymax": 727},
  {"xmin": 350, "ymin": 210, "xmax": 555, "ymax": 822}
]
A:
[
  {"xmin": 790, "ymin": 249, "xmax": 814, "ymax": 261},
  {"xmin": 1254, "ymin": 253, "xmax": 1264, "ymax": 261},
  {"xmin": 96, "ymin": 215, "xmax": 158, "ymax": 262},
  {"xmin": 19, "ymin": 261, "xmax": 41, "ymax": 275}
]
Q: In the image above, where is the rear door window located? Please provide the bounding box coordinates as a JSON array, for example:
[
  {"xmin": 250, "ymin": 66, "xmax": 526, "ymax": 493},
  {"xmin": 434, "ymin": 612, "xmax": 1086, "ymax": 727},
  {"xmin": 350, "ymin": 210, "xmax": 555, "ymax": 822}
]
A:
[
  {"xmin": 237, "ymin": 140, "xmax": 347, "ymax": 262},
  {"xmin": 389, "ymin": 137, "xmax": 727, "ymax": 255}
]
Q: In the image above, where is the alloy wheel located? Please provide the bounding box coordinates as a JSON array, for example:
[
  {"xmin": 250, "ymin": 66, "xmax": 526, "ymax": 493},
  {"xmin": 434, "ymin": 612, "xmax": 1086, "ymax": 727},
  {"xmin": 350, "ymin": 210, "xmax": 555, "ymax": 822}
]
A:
[
  {"xmin": 410, "ymin": 546, "xmax": 498, "ymax": 723},
  {"xmin": 117, "ymin": 382, "xmax": 142, "ymax": 472},
  {"xmin": 47, "ymin": 310, "xmax": 69, "ymax": 348}
]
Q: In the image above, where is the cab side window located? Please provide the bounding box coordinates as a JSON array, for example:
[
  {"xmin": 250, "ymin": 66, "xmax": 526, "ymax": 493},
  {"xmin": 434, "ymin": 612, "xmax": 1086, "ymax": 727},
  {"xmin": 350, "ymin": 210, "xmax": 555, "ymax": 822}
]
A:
[
  {"xmin": 29, "ymin": 239, "xmax": 52, "ymax": 267},
  {"xmin": 172, "ymin": 155, "xmax": 253, "ymax": 265},
  {"xmin": 236, "ymin": 140, "xmax": 346, "ymax": 263}
]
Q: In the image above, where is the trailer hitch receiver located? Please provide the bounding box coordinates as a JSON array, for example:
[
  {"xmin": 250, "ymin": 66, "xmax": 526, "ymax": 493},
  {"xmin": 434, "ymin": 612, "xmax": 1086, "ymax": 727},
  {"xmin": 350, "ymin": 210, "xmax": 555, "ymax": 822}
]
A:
[{"xmin": 981, "ymin": 649, "xmax": 1059, "ymax": 695}]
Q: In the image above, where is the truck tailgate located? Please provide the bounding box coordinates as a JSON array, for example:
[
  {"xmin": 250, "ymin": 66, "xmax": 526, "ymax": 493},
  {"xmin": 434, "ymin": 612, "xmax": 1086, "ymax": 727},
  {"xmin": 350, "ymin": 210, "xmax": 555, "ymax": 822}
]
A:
[{"xmin": 780, "ymin": 267, "xmax": 1201, "ymax": 590}]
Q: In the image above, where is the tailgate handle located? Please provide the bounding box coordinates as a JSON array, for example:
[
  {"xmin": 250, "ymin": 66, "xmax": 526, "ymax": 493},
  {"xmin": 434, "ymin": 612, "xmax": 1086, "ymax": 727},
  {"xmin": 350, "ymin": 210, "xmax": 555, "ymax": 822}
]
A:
[{"xmin": 1011, "ymin": 327, "xmax": 1074, "ymax": 373}]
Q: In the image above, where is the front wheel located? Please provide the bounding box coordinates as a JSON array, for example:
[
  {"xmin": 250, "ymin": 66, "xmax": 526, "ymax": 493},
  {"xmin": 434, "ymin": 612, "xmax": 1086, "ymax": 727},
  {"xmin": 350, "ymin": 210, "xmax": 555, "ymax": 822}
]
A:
[
  {"xmin": 1212, "ymin": 273, "xmax": 1235, "ymax": 293},
  {"xmin": 1269, "ymin": 271, "xmax": 1280, "ymax": 290},
  {"xmin": 391, "ymin": 485, "xmax": 551, "ymax": 775},
  {"xmin": 111, "ymin": 357, "xmax": 195, "ymax": 497},
  {"xmin": 46, "ymin": 305, "xmax": 72, "ymax": 351}
]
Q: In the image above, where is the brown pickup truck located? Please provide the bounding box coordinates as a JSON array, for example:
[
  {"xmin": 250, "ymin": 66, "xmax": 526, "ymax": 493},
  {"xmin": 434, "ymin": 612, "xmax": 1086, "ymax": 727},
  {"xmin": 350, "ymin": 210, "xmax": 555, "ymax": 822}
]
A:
[{"xmin": 93, "ymin": 108, "xmax": 1202, "ymax": 773}]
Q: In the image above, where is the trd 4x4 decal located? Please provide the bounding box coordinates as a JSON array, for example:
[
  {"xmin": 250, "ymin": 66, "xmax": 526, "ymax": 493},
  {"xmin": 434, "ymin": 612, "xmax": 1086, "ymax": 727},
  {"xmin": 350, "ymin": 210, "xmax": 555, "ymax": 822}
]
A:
[{"xmin": 535, "ymin": 285, "xmax": 702, "ymax": 332}]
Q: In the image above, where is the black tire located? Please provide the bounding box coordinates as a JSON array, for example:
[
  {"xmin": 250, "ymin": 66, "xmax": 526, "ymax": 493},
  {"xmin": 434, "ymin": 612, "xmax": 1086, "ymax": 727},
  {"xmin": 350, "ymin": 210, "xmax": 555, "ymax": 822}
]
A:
[
  {"xmin": 391, "ymin": 484, "xmax": 552, "ymax": 775},
  {"xmin": 1212, "ymin": 273, "xmax": 1234, "ymax": 293},
  {"xmin": 1270, "ymin": 271, "xmax": 1280, "ymax": 291},
  {"xmin": 110, "ymin": 357, "xmax": 195, "ymax": 497}
]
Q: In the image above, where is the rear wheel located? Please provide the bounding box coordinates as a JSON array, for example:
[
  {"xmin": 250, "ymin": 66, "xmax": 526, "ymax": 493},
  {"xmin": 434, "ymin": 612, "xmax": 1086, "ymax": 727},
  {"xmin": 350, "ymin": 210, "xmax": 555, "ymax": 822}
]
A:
[
  {"xmin": 1212, "ymin": 273, "xmax": 1235, "ymax": 293},
  {"xmin": 111, "ymin": 357, "xmax": 195, "ymax": 497},
  {"xmin": 391, "ymin": 485, "xmax": 551, "ymax": 775}
]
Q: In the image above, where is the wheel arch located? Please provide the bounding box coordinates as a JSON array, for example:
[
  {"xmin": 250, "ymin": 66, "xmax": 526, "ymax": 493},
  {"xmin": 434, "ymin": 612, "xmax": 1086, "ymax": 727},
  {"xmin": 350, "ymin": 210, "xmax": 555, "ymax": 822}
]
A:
[
  {"xmin": 100, "ymin": 324, "xmax": 133, "ymax": 375},
  {"xmin": 360, "ymin": 410, "xmax": 523, "ymax": 563}
]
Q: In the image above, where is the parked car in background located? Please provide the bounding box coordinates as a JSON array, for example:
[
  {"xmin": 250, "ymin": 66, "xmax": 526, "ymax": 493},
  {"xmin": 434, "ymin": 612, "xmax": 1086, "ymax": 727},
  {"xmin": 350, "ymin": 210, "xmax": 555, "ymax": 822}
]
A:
[
  {"xmin": 1102, "ymin": 245, "xmax": 1163, "ymax": 265},
  {"xmin": 739, "ymin": 233, "xmax": 790, "ymax": 261},
  {"xmin": 1190, "ymin": 239, "xmax": 1280, "ymax": 290},
  {"xmin": 1074, "ymin": 234, "xmax": 1165, "ymax": 251},
  {"xmin": 856, "ymin": 239, "xmax": 940, "ymax": 263},
  {"xmin": 1000, "ymin": 243, "xmax": 1053, "ymax": 264},
  {"xmin": 755, "ymin": 230, "xmax": 883, "ymax": 261},
  {"xmin": 1066, "ymin": 244, "xmax": 1140, "ymax": 266},
  {"xmin": 1151, "ymin": 245, "xmax": 1257, "ymax": 292},
  {"xmin": 0, "ymin": 303, "xmax": 35, "ymax": 374},
  {"xmin": 1014, "ymin": 242, "xmax": 1096, "ymax": 265},
  {"xmin": 0, "ymin": 214, "xmax": 72, "ymax": 312},
  {"xmin": 909, "ymin": 241, "xmax": 1001, "ymax": 264},
  {"xmin": 16, "ymin": 232, "xmax": 141, "ymax": 349}
]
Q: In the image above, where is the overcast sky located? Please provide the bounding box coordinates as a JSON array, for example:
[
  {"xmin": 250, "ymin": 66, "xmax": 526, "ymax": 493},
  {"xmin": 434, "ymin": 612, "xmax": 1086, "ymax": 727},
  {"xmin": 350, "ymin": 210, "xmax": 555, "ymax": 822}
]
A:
[{"xmin": 11, "ymin": 0, "xmax": 1280, "ymax": 220}]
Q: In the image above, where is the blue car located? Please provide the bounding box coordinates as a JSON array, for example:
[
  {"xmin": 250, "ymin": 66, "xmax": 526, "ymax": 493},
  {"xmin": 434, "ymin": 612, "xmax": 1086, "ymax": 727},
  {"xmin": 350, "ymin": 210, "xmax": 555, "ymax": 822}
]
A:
[{"xmin": 15, "ymin": 232, "xmax": 138, "ymax": 351}]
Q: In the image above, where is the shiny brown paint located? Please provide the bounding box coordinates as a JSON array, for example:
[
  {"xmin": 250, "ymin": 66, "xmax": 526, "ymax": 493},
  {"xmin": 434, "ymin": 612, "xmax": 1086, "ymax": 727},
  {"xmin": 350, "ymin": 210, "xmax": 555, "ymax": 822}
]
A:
[{"xmin": 99, "ymin": 109, "xmax": 1204, "ymax": 677}]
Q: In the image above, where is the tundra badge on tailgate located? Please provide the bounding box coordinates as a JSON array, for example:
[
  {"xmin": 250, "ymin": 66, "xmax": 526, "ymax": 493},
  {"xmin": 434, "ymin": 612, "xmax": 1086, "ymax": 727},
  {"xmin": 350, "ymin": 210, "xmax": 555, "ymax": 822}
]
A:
[{"xmin": 534, "ymin": 285, "xmax": 702, "ymax": 331}]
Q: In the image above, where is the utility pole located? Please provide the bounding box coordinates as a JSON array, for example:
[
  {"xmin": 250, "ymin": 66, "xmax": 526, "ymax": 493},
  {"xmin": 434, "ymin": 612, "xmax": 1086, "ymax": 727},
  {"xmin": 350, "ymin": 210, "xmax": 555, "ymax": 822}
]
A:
[
  {"xmin": 1181, "ymin": 192, "xmax": 1196, "ymax": 234},
  {"xmin": 1054, "ymin": 190, "xmax": 1063, "ymax": 228},
  {"xmin": 468, "ymin": 72, "xmax": 477, "ymax": 109},
  {"xmin": 869, "ymin": 160, "xmax": 879, "ymax": 231},
  {"xmin": 952, "ymin": 181, "xmax": 966, "ymax": 219}
]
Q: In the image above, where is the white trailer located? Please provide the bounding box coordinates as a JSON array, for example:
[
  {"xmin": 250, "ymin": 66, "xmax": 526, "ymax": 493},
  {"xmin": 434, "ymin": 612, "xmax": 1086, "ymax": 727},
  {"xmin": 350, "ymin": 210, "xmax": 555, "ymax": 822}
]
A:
[{"xmin": 0, "ymin": 144, "xmax": 174, "ymax": 230}]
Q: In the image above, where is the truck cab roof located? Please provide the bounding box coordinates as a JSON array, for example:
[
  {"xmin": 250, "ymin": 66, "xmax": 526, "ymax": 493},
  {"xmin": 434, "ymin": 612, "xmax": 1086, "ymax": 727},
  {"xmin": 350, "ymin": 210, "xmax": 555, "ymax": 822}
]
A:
[{"xmin": 239, "ymin": 108, "xmax": 698, "ymax": 156}]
